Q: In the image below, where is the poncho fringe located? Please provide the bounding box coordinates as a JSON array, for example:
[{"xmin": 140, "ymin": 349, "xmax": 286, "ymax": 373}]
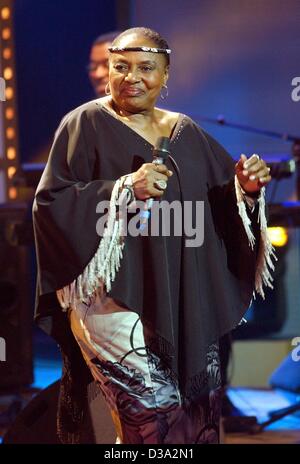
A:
[
  {"xmin": 56, "ymin": 177, "xmax": 126, "ymax": 310},
  {"xmin": 57, "ymin": 175, "xmax": 276, "ymax": 310},
  {"xmin": 234, "ymin": 175, "xmax": 277, "ymax": 299}
]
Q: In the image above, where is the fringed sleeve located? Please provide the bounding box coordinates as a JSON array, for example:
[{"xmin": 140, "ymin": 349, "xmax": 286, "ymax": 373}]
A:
[
  {"xmin": 33, "ymin": 105, "xmax": 125, "ymax": 315},
  {"xmin": 200, "ymin": 127, "xmax": 276, "ymax": 301},
  {"xmin": 56, "ymin": 175, "xmax": 136, "ymax": 311},
  {"xmin": 234, "ymin": 175, "xmax": 277, "ymax": 299}
]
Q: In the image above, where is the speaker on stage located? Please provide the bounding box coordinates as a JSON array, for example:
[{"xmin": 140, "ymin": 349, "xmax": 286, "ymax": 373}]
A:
[
  {"xmin": 0, "ymin": 203, "xmax": 33, "ymax": 390},
  {"xmin": 2, "ymin": 380, "xmax": 116, "ymax": 444}
]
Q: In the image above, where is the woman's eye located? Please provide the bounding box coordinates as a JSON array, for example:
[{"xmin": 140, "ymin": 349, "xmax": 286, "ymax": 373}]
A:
[
  {"xmin": 140, "ymin": 66, "xmax": 153, "ymax": 72},
  {"xmin": 114, "ymin": 64, "xmax": 128, "ymax": 71}
]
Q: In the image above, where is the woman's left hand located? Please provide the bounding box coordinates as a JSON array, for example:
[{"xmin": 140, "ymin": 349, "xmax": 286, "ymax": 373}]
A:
[{"xmin": 235, "ymin": 154, "xmax": 271, "ymax": 193}]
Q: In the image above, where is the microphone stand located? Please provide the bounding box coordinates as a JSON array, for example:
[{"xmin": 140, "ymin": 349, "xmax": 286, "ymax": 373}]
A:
[
  {"xmin": 195, "ymin": 115, "xmax": 300, "ymax": 433},
  {"xmin": 195, "ymin": 114, "xmax": 300, "ymax": 199}
]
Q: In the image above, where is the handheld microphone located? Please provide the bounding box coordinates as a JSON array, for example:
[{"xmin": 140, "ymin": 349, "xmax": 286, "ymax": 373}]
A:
[{"xmin": 139, "ymin": 136, "xmax": 171, "ymax": 230}]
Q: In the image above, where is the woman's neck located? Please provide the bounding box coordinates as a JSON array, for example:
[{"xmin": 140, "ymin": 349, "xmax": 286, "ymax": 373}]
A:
[{"xmin": 109, "ymin": 97, "xmax": 159, "ymax": 127}]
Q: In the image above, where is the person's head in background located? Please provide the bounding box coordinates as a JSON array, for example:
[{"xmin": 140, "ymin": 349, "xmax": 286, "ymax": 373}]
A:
[{"xmin": 88, "ymin": 31, "xmax": 121, "ymax": 97}]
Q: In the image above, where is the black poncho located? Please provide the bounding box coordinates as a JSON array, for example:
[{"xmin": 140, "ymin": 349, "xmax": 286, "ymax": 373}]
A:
[{"xmin": 32, "ymin": 99, "xmax": 274, "ymax": 443}]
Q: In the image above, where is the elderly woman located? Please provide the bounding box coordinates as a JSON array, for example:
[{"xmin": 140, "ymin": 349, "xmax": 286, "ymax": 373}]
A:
[{"xmin": 33, "ymin": 27, "xmax": 274, "ymax": 444}]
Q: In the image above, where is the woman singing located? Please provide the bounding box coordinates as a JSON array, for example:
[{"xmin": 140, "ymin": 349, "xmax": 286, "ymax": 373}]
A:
[{"xmin": 33, "ymin": 27, "xmax": 274, "ymax": 444}]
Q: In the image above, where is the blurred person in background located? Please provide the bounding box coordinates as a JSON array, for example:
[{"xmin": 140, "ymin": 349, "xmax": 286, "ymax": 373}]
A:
[{"xmin": 87, "ymin": 31, "xmax": 120, "ymax": 97}]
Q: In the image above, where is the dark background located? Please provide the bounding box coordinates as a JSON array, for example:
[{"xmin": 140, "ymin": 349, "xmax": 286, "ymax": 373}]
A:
[{"xmin": 11, "ymin": 0, "xmax": 300, "ymax": 338}]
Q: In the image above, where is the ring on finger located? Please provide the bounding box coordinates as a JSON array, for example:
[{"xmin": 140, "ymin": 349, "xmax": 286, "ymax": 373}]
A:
[{"xmin": 154, "ymin": 179, "xmax": 167, "ymax": 190}]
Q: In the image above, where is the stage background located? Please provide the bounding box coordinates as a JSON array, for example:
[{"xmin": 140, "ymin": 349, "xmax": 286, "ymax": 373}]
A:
[{"xmin": 10, "ymin": 0, "xmax": 300, "ymax": 386}]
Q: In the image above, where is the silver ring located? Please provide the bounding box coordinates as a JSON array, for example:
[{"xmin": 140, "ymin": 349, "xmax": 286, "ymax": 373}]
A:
[{"xmin": 154, "ymin": 179, "xmax": 167, "ymax": 190}]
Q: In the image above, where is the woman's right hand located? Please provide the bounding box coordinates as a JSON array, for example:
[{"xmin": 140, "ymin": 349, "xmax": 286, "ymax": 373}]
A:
[{"xmin": 132, "ymin": 163, "xmax": 173, "ymax": 200}]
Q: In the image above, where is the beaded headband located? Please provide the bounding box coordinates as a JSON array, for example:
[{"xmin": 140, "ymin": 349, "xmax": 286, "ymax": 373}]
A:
[{"xmin": 108, "ymin": 46, "xmax": 171, "ymax": 55}]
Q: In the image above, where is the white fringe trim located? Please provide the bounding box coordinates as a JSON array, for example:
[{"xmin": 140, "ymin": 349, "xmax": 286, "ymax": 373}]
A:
[
  {"xmin": 56, "ymin": 178, "xmax": 127, "ymax": 311},
  {"xmin": 57, "ymin": 174, "xmax": 277, "ymax": 311},
  {"xmin": 234, "ymin": 175, "xmax": 277, "ymax": 299}
]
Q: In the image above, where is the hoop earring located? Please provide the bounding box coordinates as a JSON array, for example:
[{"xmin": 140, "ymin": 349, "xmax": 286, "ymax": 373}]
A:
[
  {"xmin": 160, "ymin": 84, "xmax": 168, "ymax": 100},
  {"xmin": 105, "ymin": 83, "xmax": 111, "ymax": 95}
]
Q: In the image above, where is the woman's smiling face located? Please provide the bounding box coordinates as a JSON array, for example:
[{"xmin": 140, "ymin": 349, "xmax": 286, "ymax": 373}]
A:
[{"xmin": 108, "ymin": 33, "xmax": 169, "ymax": 113}]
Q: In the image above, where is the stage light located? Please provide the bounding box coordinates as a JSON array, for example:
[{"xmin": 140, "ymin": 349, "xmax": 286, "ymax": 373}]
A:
[
  {"xmin": 3, "ymin": 67, "xmax": 13, "ymax": 80},
  {"xmin": 7, "ymin": 166, "xmax": 16, "ymax": 179},
  {"xmin": 8, "ymin": 187, "xmax": 17, "ymax": 200},
  {"xmin": 6, "ymin": 127, "xmax": 15, "ymax": 139},
  {"xmin": 1, "ymin": 7, "xmax": 11, "ymax": 20},
  {"xmin": 5, "ymin": 107, "xmax": 14, "ymax": 120},
  {"xmin": 2, "ymin": 27, "xmax": 11, "ymax": 40},
  {"xmin": 267, "ymin": 227, "xmax": 288, "ymax": 247},
  {"xmin": 0, "ymin": 1, "xmax": 19, "ymax": 203},
  {"xmin": 7, "ymin": 147, "xmax": 16, "ymax": 160},
  {"xmin": 3, "ymin": 48, "xmax": 12, "ymax": 59},
  {"xmin": 5, "ymin": 86, "xmax": 13, "ymax": 99}
]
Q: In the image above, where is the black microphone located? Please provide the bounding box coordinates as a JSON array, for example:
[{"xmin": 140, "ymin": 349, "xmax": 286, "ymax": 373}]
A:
[
  {"xmin": 139, "ymin": 136, "xmax": 171, "ymax": 230},
  {"xmin": 152, "ymin": 136, "xmax": 171, "ymax": 164}
]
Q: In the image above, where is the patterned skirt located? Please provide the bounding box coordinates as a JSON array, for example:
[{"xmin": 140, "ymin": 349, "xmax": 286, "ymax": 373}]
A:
[{"xmin": 68, "ymin": 292, "xmax": 223, "ymax": 444}]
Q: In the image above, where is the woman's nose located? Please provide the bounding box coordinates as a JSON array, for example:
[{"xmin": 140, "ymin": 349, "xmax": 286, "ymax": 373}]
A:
[{"xmin": 124, "ymin": 70, "xmax": 141, "ymax": 82}]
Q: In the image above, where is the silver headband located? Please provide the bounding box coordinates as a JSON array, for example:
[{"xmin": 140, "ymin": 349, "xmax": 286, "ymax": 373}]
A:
[{"xmin": 108, "ymin": 46, "xmax": 171, "ymax": 55}]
